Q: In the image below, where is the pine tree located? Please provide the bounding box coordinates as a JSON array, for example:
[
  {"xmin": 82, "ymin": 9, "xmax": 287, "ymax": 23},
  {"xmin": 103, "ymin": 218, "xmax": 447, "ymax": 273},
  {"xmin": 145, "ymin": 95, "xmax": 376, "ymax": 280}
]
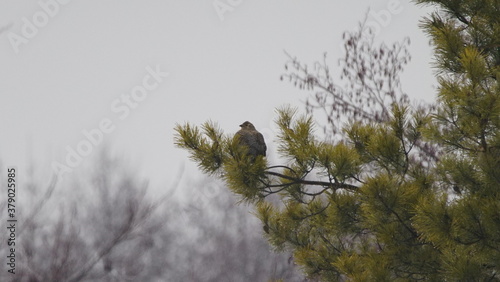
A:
[
  {"xmin": 175, "ymin": 1, "xmax": 500, "ymax": 280},
  {"xmin": 412, "ymin": 0, "xmax": 500, "ymax": 280}
]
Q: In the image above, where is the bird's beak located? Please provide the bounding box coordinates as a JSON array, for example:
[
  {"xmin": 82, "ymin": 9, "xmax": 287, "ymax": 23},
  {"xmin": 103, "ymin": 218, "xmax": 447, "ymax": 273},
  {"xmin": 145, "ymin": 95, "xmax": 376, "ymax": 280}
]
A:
[{"xmin": 239, "ymin": 123, "xmax": 243, "ymax": 127}]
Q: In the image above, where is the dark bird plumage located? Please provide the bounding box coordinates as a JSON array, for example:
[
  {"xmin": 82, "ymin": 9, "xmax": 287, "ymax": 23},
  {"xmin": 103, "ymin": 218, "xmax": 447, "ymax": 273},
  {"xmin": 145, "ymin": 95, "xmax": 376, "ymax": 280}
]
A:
[{"xmin": 236, "ymin": 121, "xmax": 267, "ymax": 157}]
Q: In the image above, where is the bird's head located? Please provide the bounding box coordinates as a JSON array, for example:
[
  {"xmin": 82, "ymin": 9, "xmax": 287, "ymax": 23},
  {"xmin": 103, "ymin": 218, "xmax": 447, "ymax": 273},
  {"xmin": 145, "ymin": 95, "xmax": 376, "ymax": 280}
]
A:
[{"xmin": 239, "ymin": 121, "xmax": 256, "ymax": 130}]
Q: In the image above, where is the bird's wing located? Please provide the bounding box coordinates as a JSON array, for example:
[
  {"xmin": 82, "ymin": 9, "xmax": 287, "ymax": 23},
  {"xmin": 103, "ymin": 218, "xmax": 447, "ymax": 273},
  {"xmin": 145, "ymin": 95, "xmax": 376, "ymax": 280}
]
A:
[
  {"xmin": 236, "ymin": 130, "xmax": 253, "ymax": 151},
  {"xmin": 256, "ymin": 132, "xmax": 267, "ymax": 153}
]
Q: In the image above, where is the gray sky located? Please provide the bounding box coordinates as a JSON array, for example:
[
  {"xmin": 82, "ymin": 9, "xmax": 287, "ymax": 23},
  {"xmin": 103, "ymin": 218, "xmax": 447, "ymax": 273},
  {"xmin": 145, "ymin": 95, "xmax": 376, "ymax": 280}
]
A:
[{"xmin": 0, "ymin": 0, "xmax": 436, "ymax": 191}]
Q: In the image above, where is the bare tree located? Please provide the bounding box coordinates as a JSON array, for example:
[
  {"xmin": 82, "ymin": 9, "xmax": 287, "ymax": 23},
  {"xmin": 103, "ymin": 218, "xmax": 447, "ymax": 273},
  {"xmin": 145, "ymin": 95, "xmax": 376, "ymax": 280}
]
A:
[
  {"xmin": 280, "ymin": 18, "xmax": 439, "ymax": 164},
  {"xmin": 282, "ymin": 19, "xmax": 410, "ymax": 136},
  {"xmin": 1, "ymin": 151, "xmax": 311, "ymax": 281},
  {"xmin": 0, "ymin": 152, "xmax": 173, "ymax": 282}
]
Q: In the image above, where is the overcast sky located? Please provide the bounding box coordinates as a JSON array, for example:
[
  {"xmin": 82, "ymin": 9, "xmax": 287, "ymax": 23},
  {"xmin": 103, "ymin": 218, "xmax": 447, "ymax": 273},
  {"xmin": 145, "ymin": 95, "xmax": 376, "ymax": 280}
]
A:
[{"xmin": 0, "ymin": 0, "xmax": 436, "ymax": 192}]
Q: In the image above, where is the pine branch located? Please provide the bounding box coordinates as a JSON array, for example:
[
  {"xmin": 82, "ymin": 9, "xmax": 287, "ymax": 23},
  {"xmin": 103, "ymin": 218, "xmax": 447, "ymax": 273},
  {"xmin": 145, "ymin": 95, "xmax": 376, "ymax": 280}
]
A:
[{"xmin": 264, "ymin": 170, "xmax": 358, "ymax": 191}]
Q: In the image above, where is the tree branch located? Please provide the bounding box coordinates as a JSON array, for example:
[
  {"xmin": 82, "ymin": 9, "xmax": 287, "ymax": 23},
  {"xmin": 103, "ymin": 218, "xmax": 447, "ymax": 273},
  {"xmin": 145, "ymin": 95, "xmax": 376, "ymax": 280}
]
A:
[{"xmin": 264, "ymin": 171, "xmax": 358, "ymax": 191}]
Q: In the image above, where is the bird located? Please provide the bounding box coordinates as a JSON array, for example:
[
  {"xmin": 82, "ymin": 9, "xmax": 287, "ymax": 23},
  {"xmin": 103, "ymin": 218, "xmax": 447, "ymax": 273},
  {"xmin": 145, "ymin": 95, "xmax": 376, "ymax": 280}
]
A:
[{"xmin": 236, "ymin": 121, "xmax": 267, "ymax": 157}]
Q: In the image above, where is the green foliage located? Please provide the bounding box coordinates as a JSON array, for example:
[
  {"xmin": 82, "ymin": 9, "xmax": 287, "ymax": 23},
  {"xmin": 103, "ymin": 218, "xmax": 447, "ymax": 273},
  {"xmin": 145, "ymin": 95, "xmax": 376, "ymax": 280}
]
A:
[
  {"xmin": 276, "ymin": 106, "xmax": 318, "ymax": 170},
  {"xmin": 413, "ymin": 0, "xmax": 500, "ymax": 280},
  {"xmin": 174, "ymin": 121, "xmax": 227, "ymax": 174},
  {"xmin": 175, "ymin": 104, "xmax": 440, "ymax": 280},
  {"xmin": 175, "ymin": 1, "xmax": 500, "ymax": 280}
]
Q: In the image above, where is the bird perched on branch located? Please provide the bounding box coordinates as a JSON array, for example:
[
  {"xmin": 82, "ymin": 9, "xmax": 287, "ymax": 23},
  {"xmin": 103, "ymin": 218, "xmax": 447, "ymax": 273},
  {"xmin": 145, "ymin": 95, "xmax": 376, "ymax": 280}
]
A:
[{"xmin": 236, "ymin": 121, "xmax": 267, "ymax": 157}]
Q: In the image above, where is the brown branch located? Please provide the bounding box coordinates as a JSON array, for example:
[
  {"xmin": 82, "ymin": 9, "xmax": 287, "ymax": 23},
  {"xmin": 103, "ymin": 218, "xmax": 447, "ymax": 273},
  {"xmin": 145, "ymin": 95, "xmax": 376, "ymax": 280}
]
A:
[
  {"xmin": 264, "ymin": 171, "xmax": 358, "ymax": 191},
  {"xmin": 18, "ymin": 174, "xmax": 58, "ymax": 236},
  {"xmin": 67, "ymin": 212, "xmax": 134, "ymax": 282}
]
